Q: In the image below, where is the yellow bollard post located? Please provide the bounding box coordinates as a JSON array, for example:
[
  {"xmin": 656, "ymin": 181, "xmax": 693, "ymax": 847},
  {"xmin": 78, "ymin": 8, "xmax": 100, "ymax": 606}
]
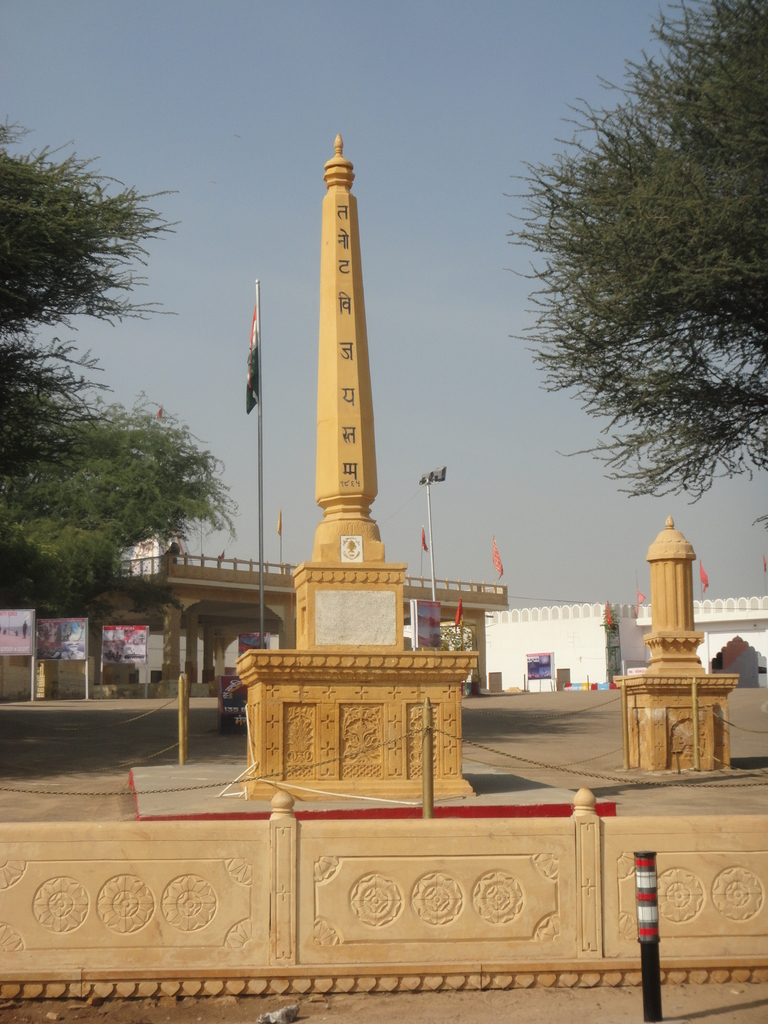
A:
[
  {"xmin": 691, "ymin": 677, "xmax": 700, "ymax": 771},
  {"xmin": 422, "ymin": 697, "xmax": 434, "ymax": 820},
  {"xmin": 178, "ymin": 673, "xmax": 189, "ymax": 765},
  {"xmin": 621, "ymin": 679, "xmax": 630, "ymax": 770}
]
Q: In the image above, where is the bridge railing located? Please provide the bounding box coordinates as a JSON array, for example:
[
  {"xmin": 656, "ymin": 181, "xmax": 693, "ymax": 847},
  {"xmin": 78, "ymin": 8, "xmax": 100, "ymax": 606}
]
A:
[
  {"xmin": 125, "ymin": 553, "xmax": 296, "ymax": 577},
  {"xmin": 124, "ymin": 554, "xmax": 505, "ymax": 596},
  {"xmin": 404, "ymin": 575, "xmax": 506, "ymax": 597}
]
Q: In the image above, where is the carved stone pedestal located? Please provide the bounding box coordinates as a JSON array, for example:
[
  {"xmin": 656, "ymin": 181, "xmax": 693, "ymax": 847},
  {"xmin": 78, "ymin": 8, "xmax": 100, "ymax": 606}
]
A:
[
  {"xmin": 619, "ymin": 516, "xmax": 739, "ymax": 772},
  {"xmin": 236, "ymin": 650, "xmax": 476, "ymax": 801},
  {"xmin": 620, "ymin": 673, "xmax": 738, "ymax": 771}
]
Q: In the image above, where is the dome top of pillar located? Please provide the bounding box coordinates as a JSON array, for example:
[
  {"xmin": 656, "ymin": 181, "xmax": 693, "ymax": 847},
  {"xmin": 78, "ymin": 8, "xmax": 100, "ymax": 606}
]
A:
[
  {"xmin": 646, "ymin": 516, "xmax": 696, "ymax": 563},
  {"xmin": 324, "ymin": 134, "xmax": 355, "ymax": 191}
]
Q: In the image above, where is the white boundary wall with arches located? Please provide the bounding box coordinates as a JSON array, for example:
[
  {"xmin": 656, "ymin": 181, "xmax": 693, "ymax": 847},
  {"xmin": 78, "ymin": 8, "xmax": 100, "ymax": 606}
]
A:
[
  {"xmin": 485, "ymin": 603, "xmax": 646, "ymax": 691},
  {"xmin": 486, "ymin": 597, "xmax": 768, "ymax": 691}
]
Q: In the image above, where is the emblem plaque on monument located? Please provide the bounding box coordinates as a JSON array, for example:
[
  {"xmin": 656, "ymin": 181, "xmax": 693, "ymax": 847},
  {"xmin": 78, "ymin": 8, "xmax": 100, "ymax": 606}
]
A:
[{"xmin": 236, "ymin": 136, "xmax": 475, "ymax": 800}]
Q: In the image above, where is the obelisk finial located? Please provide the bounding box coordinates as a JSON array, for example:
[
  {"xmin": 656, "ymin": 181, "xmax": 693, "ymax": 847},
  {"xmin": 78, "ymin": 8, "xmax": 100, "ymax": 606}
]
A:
[
  {"xmin": 312, "ymin": 138, "xmax": 384, "ymax": 564},
  {"xmin": 323, "ymin": 134, "xmax": 355, "ymax": 192}
]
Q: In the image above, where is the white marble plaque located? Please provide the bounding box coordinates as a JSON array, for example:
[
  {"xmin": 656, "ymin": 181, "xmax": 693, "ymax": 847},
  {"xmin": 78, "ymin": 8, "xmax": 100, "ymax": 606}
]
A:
[
  {"xmin": 315, "ymin": 590, "xmax": 396, "ymax": 646},
  {"xmin": 340, "ymin": 536, "xmax": 363, "ymax": 562}
]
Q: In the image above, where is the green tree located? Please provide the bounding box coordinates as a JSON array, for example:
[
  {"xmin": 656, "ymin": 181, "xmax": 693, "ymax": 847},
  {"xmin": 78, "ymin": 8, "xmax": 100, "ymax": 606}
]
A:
[
  {"xmin": 511, "ymin": 0, "xmax": 768, "ymax": 512},
  {"xmin": 0, "ymin": 400, "xmax": 235, "ymax": 617},
  {"xmin": 0, "ymin": 122, "xmax": 172, "ymax": 477}
]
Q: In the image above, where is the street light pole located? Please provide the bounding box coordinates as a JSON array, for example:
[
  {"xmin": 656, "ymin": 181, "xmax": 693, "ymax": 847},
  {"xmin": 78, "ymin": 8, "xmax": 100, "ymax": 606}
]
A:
[
  {"xmin": 425, "ymin": 481, "xmax": 436, "ymax": 601},
  {"xmin": 419, "ymin": 467, "xmax": 446, "ymax": 604}
]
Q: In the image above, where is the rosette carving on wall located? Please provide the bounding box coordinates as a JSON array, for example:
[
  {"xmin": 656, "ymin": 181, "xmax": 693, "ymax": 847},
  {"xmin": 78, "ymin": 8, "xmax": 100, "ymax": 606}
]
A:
[
  {"xmin": 350, "ymin": 874, "xmax": 402, "ymax": 927},
  {"xmin": 313, "ymin": 917, "xmax": 341, "ymax": 945},
  {"xmin": 161, "ymin": 875, "xmax": 217, "ymax": 932},
  {"xmin": 472, "ymin": 871, "xmax": 524, "ymax": 925},
  {"xmin": 33, "ymin": 877, "xmax": 89, "ymax": 933},
  {"xmin": 0, "ymin": 923, "xmax": 24, "ymax": 951},
  {"xmin": 712, "ymin": 867, "xmax": 763, "ymax": 921},
  {"xmin": 0, "ymin": 861, "xmax": 26, "ymax": 889},
  {"xmin": 411, "ymin": 873, "xmax": 463, "ymax": 926},
  {"xmin": 657, "ymin": 869, "xmax": 704, "ymax": 923},
  {"xmin": 97, "ymin": 875, "xmax": 155, "ymax": 934}
]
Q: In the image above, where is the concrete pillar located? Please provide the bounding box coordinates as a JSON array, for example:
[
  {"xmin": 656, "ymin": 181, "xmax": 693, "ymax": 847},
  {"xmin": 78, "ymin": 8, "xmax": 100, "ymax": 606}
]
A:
[
  {"xmin": 202, "ymin": 623, "xmax": 214, "ymax": 689},
  {"xmin": 277, "ymin": 598, "xmax": 296, "ymax": 650},
  {"xmin": 213, "ymin": 636, "xmax": 227, "ymax": 679},
  {"xmin": 184, "ymin": 606, "xmax": 199, "ymax": 686},
  {"xmin": 90, "ymin": 624, "xmax": 102, "ymax": 693},
  {"xmin": 162, "ymin": 605, "xmax": 181, "ymax": 682}
]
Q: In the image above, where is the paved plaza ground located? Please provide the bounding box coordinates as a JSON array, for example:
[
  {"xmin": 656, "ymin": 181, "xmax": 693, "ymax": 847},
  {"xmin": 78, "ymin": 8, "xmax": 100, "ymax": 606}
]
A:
[{"xmin": 0, "ymin": 689, "xmax": 766, "ymax": 821}]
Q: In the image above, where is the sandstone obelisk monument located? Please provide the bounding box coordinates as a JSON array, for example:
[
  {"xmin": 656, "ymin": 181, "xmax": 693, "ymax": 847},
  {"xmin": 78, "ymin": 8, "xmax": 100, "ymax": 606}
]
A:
[
  {"xmin": 312, "ymin": 134, "xmax": 384, "ymax": 565},
  {"xmin": 237, "ymin": 137, "xmax": 475, "ymax": 800}
]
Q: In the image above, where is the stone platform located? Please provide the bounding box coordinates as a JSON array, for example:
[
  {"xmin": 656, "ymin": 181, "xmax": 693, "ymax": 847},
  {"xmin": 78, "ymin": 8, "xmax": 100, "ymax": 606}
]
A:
[{"xmin": 128, "ymin": 763, "xmax": 615, "ymax": 820}]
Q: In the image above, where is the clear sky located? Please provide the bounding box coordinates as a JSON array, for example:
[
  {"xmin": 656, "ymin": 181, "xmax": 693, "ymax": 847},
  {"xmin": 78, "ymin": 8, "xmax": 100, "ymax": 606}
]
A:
[{"xmin": 2, "ymin": 1, "xmax": 765, "ymax": 606}]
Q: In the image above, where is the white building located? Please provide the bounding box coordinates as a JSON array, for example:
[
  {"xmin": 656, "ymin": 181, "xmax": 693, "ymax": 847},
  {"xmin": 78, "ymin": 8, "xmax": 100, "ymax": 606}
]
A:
[{"xmin": 486, "ymin": 597, "xmax": 768, "ymax": 691}]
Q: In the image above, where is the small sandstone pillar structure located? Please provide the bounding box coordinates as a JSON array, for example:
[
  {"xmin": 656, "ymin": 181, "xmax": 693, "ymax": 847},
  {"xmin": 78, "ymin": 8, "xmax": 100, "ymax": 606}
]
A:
[{"xmin": 618, "ymin": 517, "xmax": 738, "ymax": 771}]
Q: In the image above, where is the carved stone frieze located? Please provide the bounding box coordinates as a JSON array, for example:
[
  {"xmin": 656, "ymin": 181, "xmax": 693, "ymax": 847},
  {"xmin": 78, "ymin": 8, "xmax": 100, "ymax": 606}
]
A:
[{"xmin": 340, "ymin": 705, "xmax": 383, "ymax": 778}]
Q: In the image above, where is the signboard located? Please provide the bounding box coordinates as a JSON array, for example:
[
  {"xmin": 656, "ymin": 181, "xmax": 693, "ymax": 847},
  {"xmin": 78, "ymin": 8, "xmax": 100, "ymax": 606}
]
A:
[
  {"xmin": 218, "ymin": 675, "xmax": 247, "ymax": 730},
  {"xmin": 409, "ymin": 600, "xmax": 441, "ymax": 650},
  {"xmin": 36, "ymin": 618, "xmax": 87, "ymax": 661},
  {"xmin": 102, "ymin": 625, "xmax": 149, "ymax": 665},
  {"xmin": 526, "ymin": 652, "xmax": 554, "ymax": 681},
  {"xmin": 238, "ymin": 633, "xmax": 271, "ymax": 655},
  {"xmin": 0, "ymin": 609, "xmax": 34, "ymax": 656}
]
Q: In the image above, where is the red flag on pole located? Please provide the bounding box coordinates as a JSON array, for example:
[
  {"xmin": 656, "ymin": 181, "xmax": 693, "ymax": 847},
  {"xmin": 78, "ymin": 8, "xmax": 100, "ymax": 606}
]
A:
[
  {"xmin": 421, "ymin": 527, "xmax": 428, "ymax": 553},
  {"xmin": 763, "ymin": 554, "xmax": 766, "ymax": 574},
  {"xmin": 157, "ymin": 406, "xmax": 163, "ymax": 420},
  {"xmin": 605, "ymin": 602, "xmax": 614, "ymax": 628},
  {"xmin": 455, "ymin": 597, "xmax": 463, "ymax": 631},
  {"xmin": 492, "ymin": 536, "xmax": 503, "ymax": 578},
  {"xmin": 637, "ymin": 588, "xmax": 647, "ymax": 606},
  {"xmin": 700, "ymin": 561, "xmax": 709, "ymax": 595}
]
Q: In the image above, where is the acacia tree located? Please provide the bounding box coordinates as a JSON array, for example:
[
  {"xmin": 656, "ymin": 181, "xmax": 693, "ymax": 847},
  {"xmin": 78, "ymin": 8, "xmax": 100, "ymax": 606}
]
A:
[
  {"xmin": 1, "ymin": 400, "xmax": 236, "ymax": 616},
  {"xmin": 0, "ymin": 122, "xmax": 173, "ymax": 477},
  {"xmin": 511, "ymin": 0, "xmax": 768, "ymax": 515}
]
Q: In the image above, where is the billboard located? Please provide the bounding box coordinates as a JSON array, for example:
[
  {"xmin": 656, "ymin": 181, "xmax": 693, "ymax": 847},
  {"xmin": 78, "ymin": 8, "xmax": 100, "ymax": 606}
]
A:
[
  {"xmin": 102, "ymin": 625, "xmax": 149, "ymax": 665},
  {"xmin": 36, "ymin": 618, "xmax": 87, "ymax": 661},
  {"xmin": 238, "ymin": 633, "xmax": 271, "ymax": 655},
  {"xmin": 526, "ymin": 652, "xmax": 554, "ymax": 681},
  {"xmin": 0, "ymin": 609, "xmax": 34, "ymax": 656},
  {"xmin": 410, "ymin": 600, "xmax": 441, "ymax": 650},
  {"xmin": 218, "ymin": 674, "xmax": 248, "ymax": 729}
]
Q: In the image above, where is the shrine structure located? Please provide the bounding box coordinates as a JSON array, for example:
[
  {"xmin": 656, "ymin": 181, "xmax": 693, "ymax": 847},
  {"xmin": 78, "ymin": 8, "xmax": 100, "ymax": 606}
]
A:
[
  {"xmin": 237, "ymin": 136, "xmax": 475, "ymax": 801},
  {"xmin": 617, "ymin": 517, "xmax": 738, "ymax": 771}
]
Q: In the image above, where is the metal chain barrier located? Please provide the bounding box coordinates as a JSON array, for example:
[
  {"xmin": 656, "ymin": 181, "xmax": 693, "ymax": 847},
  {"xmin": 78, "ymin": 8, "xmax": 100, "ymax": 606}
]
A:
[
  {"xmin": 463, "ymin": 693, "xmax": 621, "ymax": 721},
  {"xmin": 444, "ymin": 728, "xmax": 768, "ymax": 788},
  {"xmin": 713, "ymin": 708, "xmax": 768, "ymax": 734},
  {"xmin": 0, "ymin": 722, "xmax": 423, "ymax": 799}
]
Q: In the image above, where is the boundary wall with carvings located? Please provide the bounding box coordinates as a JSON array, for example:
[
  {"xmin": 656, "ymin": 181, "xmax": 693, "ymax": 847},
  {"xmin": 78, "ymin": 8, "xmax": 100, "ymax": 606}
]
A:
[{"xmin": 0, "ymin": 795, "xmax": 766, "ymax": 999}]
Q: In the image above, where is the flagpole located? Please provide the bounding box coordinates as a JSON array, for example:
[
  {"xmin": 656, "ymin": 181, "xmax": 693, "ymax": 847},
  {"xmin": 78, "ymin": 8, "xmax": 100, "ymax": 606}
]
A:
[{"xmin": 256, "ymin": 279, "xmax": 264, "ymax": 650}]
